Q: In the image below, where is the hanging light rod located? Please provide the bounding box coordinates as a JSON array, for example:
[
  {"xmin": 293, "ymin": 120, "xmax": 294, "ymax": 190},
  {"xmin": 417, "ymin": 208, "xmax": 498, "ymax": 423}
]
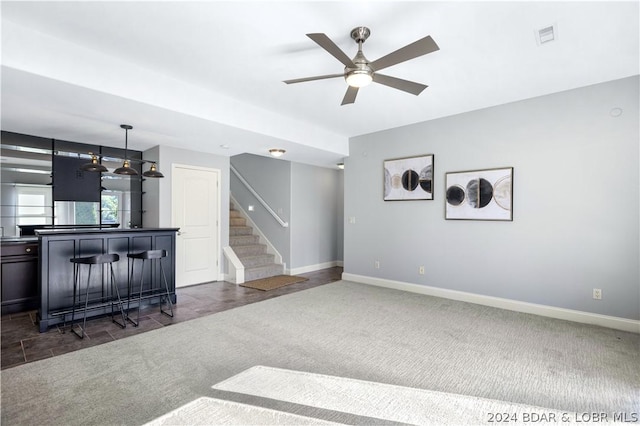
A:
[{"xmin": 114, "ymin": 124, "xmax": 138, "ymax": 176}]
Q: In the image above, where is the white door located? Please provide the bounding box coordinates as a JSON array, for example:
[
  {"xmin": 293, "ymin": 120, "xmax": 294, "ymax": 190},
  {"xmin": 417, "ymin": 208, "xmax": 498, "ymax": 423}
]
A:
[{"xmin": 172, "ymin": 164, "xmax": 219, "ymax": 287}]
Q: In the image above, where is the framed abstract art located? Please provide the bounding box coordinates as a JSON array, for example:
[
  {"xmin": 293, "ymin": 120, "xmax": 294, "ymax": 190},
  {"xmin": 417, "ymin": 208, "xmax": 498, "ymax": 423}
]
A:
[
  {"xmin": 384, "ymin": 154, "xmax": 434, "ymax": 201},
  {"xmin": 445, "ymin": 167, "xmax": 513, "ymax": 220}
]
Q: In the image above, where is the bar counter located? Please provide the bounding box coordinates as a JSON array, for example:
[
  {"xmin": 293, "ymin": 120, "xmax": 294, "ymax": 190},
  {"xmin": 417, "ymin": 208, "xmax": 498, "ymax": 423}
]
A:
[{"xmin": 36, "ymin": 228, "xmax": 179, "ymax": 332}]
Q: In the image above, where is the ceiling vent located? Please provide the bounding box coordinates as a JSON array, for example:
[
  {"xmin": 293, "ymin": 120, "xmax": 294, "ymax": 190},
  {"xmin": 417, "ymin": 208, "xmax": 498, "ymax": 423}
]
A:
[{"xmin": 536, "ymin": 23, "xmax": 557, "ymax": 45}]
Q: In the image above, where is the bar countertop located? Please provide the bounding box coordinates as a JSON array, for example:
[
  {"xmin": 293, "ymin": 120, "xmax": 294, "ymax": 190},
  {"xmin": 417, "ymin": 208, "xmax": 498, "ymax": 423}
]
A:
[
  {"xmin": 35, "ymin": 227, "xmax": 180, "ymax": 237},
  {"xmin": 1, "ymin": 236, "xmax": 39, "ymax": 244}
]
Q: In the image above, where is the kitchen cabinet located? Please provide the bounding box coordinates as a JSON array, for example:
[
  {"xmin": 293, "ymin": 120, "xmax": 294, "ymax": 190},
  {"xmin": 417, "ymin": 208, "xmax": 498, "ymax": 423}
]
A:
[{"xmin": 1, "ymin": 240, "xmax": 39, "ymax": 315}]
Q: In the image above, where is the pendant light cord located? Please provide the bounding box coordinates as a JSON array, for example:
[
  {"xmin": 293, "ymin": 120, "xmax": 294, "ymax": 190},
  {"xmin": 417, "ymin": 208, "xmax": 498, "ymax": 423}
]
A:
[{"xmin": 124, "ymin": 127, "xmax": 129, "ymax": 161}]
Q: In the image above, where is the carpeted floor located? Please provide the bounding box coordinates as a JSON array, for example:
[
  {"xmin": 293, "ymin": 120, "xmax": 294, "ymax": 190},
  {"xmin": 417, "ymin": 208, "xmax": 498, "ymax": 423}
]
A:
[{"xmin": 1, "ymin": 281, "xmax": 638, "ymax": 425}]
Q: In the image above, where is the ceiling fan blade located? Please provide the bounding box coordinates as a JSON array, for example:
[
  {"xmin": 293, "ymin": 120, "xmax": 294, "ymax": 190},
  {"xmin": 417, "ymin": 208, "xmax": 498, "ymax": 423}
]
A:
[
  {"xmin": 307, "ymin": 33, "xmax": 357, "ymax": 68},
  {"xmin": 372, "ymin": 74, "xmax": 428, "ymax": 95},
  {"xmin": 341, "ymin": 86, "xmax": 359, "ymax": 105},
  {"xmin": 283, "ymin": 73, "xmax": 345, "ymax": 84},
  {"xmin": 370, "ymin": 35, "xmax": 439, "ymax": 72}
]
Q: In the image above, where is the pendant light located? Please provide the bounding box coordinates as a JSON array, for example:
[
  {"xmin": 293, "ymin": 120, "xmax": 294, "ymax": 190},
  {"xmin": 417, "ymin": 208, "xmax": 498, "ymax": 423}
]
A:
[
  {"xmin": 80, "ymin": 153, "xmax": 108, "ymax": 173},
  {"xmin": 143, "ymin": 162, "xmax": 164, "ymax": 178},
  {"xmin": 114, "ymin": 124, "xmax": 139, "ymax": 176}
]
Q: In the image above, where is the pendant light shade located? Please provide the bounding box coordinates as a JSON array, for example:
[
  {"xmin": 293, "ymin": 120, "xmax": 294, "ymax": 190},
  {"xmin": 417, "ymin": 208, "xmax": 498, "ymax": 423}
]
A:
[
  {"xmin": 142, "ymin": 162, "xmax": 164, "ymax": 178},
  {"xmin": 80, "ymin": 154, "xmax": 108, "ymax": 173},
  {"xmin": 114, "ymin": 159, "xmax": 138, "ymax": 175},
  {"xmin": 114, "ymin": 124, "xmax": 139, "ymax": 176}
]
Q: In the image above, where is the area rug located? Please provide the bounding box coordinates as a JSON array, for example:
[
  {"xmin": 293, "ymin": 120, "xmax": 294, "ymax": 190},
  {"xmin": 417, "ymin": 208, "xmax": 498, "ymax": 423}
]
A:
[
  {"xmin": 144, "ymin": 397, "xmax": 338, "ymax": 425},
  {"xmin": 240, "ymin": 275, "xmax": 308, "ymax": 291},
  {"xmin": 212, "ymin": 366, "xmax": 578, "ymax": 425}
]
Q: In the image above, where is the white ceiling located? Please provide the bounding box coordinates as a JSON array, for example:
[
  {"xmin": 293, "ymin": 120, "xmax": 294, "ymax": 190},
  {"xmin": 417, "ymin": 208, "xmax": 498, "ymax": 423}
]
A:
[{"xmin": 1, "ymin": 1, "xmax": 638, "ymax": 168}]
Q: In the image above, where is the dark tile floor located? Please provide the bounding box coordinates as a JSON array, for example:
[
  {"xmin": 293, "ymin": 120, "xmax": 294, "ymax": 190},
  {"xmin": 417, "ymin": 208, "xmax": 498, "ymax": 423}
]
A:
[{"xmin": 1, "ymin": 267, "xmax": 343, "ymax": 370}]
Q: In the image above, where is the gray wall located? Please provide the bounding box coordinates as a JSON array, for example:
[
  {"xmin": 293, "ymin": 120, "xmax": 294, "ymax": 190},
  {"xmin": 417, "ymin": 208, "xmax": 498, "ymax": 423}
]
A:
[
  {"xmin": 231, "ymin": 153, "xmax": 292, "ymax": 266},
  {"xmin": 344, "ymin": 76, "xmax": 639, "ymax": 320},
  {"xmin": 336, "ymin": 170, "xmax": 344, "ymax": 262},
  {"xmin": 142, "ymin": 145, "xmax": 161, "ymax": 228},
  {"xmin": 291, "ymin": 162, "xmax": 343, "ymax": 269},
  {"xmin": 144, "ymin": 145, "xmax": 230, "ymax": 273},
  {"xmin": 231, "ymin": 153, "xmax": 344, "ymax": 271}
]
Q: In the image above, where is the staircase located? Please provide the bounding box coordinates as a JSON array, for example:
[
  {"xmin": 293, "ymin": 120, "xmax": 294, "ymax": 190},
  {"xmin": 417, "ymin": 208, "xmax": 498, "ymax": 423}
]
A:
[{"xmin": 229, "ymin": 203, "xmax": 284, "ymax": 282}]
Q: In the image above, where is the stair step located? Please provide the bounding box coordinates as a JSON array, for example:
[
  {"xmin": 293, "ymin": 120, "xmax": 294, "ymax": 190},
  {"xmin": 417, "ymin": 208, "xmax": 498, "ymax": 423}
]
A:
[
  {"xmin": 230, "ymin": 234, "xmax": 260, "ymax": 246},
  {"xmin": 230, "ymin": 209, "xmax": 242, "ymax": 218},
  {"xmin": 244, "ymin": 263, "xmax": 285, "ymax": 282},
  {"xmin": 230, "ymin": 217, "xmax": 246, "ymax": 226},
  {"xmin": 230, "ymin": 226, "xmax": 253, "ymax": 236},
  {"xmin": 239, "ymin": 253, "xmax": 275, "ymax": 268},
  {"xmin": 233, "ymin": 244, "xmax": 267, "ymax": 256}
]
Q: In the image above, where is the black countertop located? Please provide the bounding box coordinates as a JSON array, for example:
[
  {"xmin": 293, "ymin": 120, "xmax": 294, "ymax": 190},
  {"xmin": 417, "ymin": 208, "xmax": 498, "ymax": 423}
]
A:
[
  {"xmin": 35, "ymin": 228, "xmax": 180, "ymax": 237},
  {"xmin": 1, "ymin": 236, "xmax": 39, "ymax": 244}
]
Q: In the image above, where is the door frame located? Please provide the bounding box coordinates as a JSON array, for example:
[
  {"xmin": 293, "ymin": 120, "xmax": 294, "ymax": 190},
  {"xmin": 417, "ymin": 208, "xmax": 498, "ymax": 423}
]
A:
[{"xmin": 171, "ymin": 163, "xmax": 221, "ymax": 286}]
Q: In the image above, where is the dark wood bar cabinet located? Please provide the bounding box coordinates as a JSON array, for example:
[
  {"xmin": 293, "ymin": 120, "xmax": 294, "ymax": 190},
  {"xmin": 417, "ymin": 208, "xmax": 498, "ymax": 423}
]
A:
[{"xmin": 37, "ymin": 228, "xmax": 178, "ymax": 332}]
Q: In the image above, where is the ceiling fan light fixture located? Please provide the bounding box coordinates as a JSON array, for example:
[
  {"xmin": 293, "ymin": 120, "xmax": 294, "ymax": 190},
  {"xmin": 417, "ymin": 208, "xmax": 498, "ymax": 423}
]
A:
[
  {"xmin": 269, "ymin": 148, "xmax": 286, "ymax": 157},
  {"xmin": 346, "ymin": 70, "xmax": 373, "ymax": 88}
]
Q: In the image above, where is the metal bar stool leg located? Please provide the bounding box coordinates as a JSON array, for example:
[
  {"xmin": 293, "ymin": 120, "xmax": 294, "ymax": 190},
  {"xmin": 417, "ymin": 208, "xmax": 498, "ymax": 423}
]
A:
[
  {"xmin": 125, "ymin": 257, "xmax": 146, "ymax": 327},
  {"xmin": 71, "ymin": 264, "xmax": 93, "ymax": 339},
  {"xmin": 110, "ymin": 263, "xmax": 126, "ymax": 328},
  {"xmin": 126, "ymin": 258, "xmax": 134, "ymax": 322},
  {"xmin": 159, "ymin": 258, "xmax": 174, "ymax": 318},
  {"xmin": 69, "ymin": 261, "xmax": 79, "ymax": 331}
]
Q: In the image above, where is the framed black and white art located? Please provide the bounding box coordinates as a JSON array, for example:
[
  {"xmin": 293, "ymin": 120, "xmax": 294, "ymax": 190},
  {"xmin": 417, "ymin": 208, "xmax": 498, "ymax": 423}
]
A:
[
  {"xmin": 445, "ymin": 167, "xmax": 513, "ymax": 221},
  {"xmin": 383, "ymin": 154, "xmax": 434, "ymax": 201}
]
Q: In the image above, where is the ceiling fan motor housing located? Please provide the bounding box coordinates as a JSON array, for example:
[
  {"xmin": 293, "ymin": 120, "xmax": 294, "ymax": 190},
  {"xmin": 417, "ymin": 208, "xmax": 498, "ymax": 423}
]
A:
[{"xmin": 345, "ymin": 27, "xmax": 374, "ymax": 86}]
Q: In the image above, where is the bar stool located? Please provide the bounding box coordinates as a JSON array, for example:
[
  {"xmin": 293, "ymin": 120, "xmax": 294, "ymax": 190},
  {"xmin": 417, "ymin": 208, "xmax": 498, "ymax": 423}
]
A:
[
  {"xmin": 126, "ymin": 249, "xmax": 174, "ymax": 327},
  {"xmin": 70, "ymin": 253, "xmax": 126, "ymax": 339}
]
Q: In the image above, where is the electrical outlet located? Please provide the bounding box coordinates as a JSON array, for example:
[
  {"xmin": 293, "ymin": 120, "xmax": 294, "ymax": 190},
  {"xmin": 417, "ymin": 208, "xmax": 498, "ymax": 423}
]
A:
[
  {"xmin": 374, "ymin": 260, "xmax": 380, "ymax": 269},
  {"xmin": 349, "ymin": 216, "xmax": 356, "ymax": 224},
  {"xmin": 419, "ymin": 266, "xmax": 425, "ymax": 275},
  {"xmin": 593, "ymin": 288, "xmax": 602, "ymax": 300}
]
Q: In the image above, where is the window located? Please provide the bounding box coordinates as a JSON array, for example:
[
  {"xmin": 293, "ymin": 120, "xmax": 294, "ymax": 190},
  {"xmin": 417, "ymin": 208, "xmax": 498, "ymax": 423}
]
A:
[
  {"xmin": 101, "ymin": 194, "xmax": 120, "ymax": 224},
  {"xmin": 16, "ymin": 186, "xmax": 52, "ymax": 225}
]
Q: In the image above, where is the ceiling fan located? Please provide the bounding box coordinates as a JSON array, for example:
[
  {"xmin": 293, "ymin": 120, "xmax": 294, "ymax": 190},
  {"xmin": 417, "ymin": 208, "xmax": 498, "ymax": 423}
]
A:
[{"xmin": 284, "ymin": 26, "xmax": 440, "ymax": 105}]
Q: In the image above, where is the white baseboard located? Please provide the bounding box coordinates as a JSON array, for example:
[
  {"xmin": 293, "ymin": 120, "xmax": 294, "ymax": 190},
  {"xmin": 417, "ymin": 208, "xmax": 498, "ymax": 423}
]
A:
[
  {"xmin": 288, "ymin": 261, "xmax": 342, "ymax": 276},
  {"xmin": 342, "ymin": 273, "xmax": 640, "ymax": 334}
]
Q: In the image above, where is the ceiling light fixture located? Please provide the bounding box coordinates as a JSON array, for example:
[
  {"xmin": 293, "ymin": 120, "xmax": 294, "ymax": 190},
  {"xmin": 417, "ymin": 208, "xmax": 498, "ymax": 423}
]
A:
[
  {"xmin": 114, "ymin": 124, "xmax": 139, "ymax": 176},
  {"xmin": 269, "ymin": 149, "xmax": 286, "ymax": 157},
  {"xmin": 337, "ymin": 162, "xmax": 345, "ymax": 169},
  {"xmin": 142, "ymin": 162, "xmax": 164, "ymax": 178},
  {"xmin": 80, "ymin": 153, "xmax": 108, "ymax": 173},
  {"xmin": 345, "ymin": 70, "xmax": 373, "ymax": 88}
]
